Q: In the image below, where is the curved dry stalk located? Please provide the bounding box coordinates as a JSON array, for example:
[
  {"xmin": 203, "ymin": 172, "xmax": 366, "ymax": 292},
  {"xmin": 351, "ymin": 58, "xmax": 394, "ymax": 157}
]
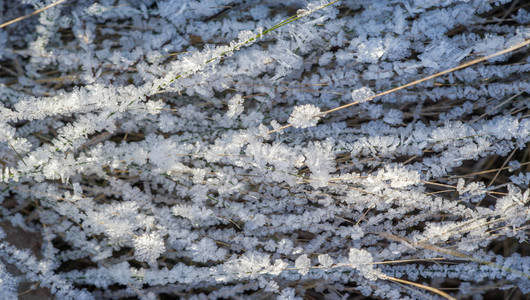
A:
[
  {"xmin": 380, "ymin": 274, "xmax": 457, "ymax": 300},
  {"xmin": 269, "ymin": 38, "xmax": 530, "ymax": 134}
]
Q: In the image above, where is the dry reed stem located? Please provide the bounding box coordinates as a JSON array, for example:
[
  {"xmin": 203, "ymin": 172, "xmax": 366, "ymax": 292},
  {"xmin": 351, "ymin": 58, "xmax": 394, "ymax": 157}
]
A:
[
  {"xmin": 470, "ymin": 91, "xmax": 524, "ymax": 124},
  {"xmin": 371, "ymin": 257, "xmax": 452, "ymax": 265},
  {"xmin": 422, "ymin": 180, "xmax": 507, "ymax": 195},
  {"xmin": 380, "ymin": 274, "xmax": 457, "ymax": 300},
  {"xmin": 269, "ymin": 38, "xmax": 530, "ymax": 134},
  {"xmin": 448, "ymin": 161, "xmax": 530, "ymax": 178},
  {"xmin": 0, "ymin": 0, "xmax": 68, "ymax": 29},
  {"xmin": 487, "ymin": 148, "xmax": 517, "ymax": 188},
  {"xmin": 380, "ymin": 232, "xmax": 530, "ymax": 280}
]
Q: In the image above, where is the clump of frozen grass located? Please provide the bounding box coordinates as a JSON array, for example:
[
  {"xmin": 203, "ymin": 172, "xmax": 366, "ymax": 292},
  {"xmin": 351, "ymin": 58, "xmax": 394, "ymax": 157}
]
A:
[{"xmin": 0, "ymin": 0, "xmax": 528, "ymax": 299}]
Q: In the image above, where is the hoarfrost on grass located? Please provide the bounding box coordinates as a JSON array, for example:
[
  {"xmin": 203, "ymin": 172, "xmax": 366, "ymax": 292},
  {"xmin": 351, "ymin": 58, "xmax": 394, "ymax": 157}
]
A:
[{"xmin": 0, "ymin": 0, "xmax": 528, "ymax": 299}]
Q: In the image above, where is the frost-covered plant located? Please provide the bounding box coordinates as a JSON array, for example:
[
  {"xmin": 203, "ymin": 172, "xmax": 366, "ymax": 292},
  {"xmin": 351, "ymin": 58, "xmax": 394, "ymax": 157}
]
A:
[{"xmin": 0, "ymin": 0, "xmax": 529, "ymax": 299}]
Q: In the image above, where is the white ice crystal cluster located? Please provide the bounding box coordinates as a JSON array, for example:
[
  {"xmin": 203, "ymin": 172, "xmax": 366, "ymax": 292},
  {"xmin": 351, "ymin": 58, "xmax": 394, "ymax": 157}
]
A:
[
  {"xmin": 288, "ymin": 104, "xmax": 321, "ymax": 129},
  {"xmin": 0, "ymin": 0, "xmax": 528, "ymax": 299},
  {"xmin": 351, "ymin": 86, "xmax": 375, "ymax": 103}
]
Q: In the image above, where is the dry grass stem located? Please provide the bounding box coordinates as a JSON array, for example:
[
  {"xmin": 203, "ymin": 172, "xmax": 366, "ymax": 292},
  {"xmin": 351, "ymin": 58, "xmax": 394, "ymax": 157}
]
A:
[
  {"xmin": 380, "ymin": 274, "xmax": 457, "ymax": 300},
  {"xmin": 0, "ymin": 0, "xmax": 68, "ymax": 29},
  {"xmin": 269, "ymin": 38, "xmax": 530, "ymax": 134}
]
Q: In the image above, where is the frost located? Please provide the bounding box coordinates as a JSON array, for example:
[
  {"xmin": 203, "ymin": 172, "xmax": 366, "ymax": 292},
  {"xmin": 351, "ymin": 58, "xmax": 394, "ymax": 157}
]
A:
[
  {"xmin": 294, "ymin": 254, "xmax": 311, "ymax": 276},
  {"xmin": 383, "ymin": 109, "xmax": 403, "ymax": 125},
  {"xmin": 278, "ymin": 288, "xmax": 302, "ymax": 300},
  {"xmin": 317, "ymin": 254, "xmax": 333, "ymax": 268},
  {"xmin": 304, "ymin": 140, "xmax": 335, "ymax": 188},
  {"xmin": 133, "ymin": 232, "xmax": 166, "ymax": 264},
  {"xmin": 287, "ymin": 104, "xmax": 321, "ymax": 129},
  {"xmin": 226, "ymin": 94, "xmax": 244, "ymax": 119},
  {"xmin": 0, "ymin": 262, "xmax": 17, "ymax": 299},
  {"xmin": 349, "ymin": 248, "xmax": 380, "ymax": 281},
  {"xmin": 356, "ymin": 39, "xmax": 385, "ymax": 63},
  {"xmin": 190, "ymin": 238, "xmax": 228, "ymax": 263},
  {"xmin": 351, "ymin": 87, "xmax": 375, "ymax": 103},
  {"xmin": 375, "ymin": 165, "xmax": 421, "ymax": 188},
  {"xmin": 0, "ymin": 0, "xmax": 527, "ymax": 299}
]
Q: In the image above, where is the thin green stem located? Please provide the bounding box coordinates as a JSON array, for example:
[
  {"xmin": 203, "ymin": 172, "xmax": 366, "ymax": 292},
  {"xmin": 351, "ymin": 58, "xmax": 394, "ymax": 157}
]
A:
[{"xmin": 158, "ymin": 0, "xmax": 340, "ymax": 91}]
